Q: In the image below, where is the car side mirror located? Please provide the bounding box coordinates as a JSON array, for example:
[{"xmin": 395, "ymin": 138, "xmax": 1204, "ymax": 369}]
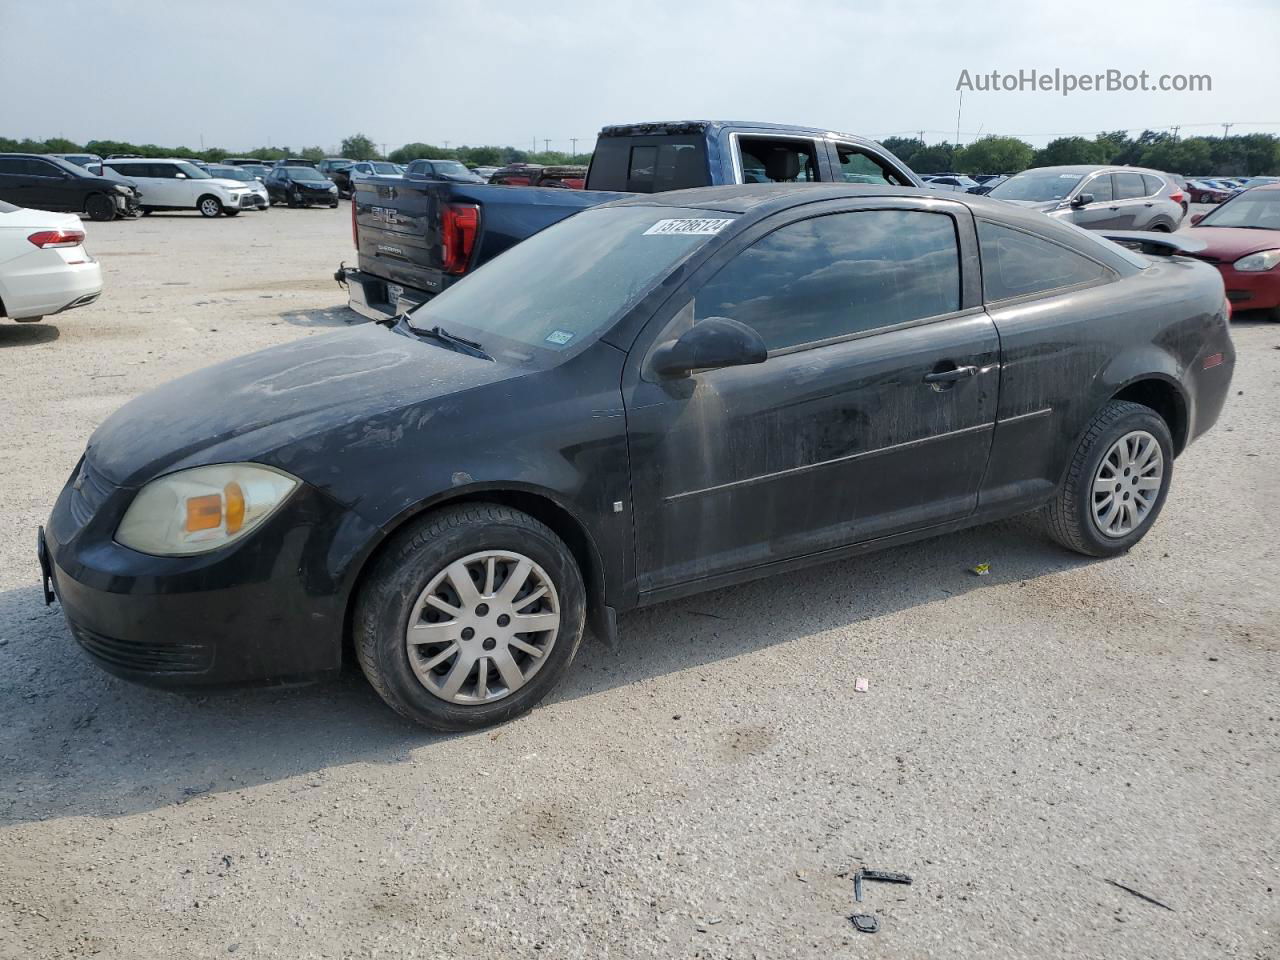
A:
[
  {"xmin": 175, "ymin": 172, "xmax": 187, "ymax": 179},
  {"xmin": 1071, "ymin": 193, "xmax": 1093, "ymax": 208},
  {"xmin": 650, "ymin": 317, "xmax": 768, "ymax": 378},
  {"xmin": 1190, "ymin": 212, "xmax": 1205, "ymax": 225}
]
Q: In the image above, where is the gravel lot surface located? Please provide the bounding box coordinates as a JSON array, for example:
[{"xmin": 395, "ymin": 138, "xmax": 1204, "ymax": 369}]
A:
[{"xmin": 1, "ymin": 203, "xmax": 1276, "ymax": 959}]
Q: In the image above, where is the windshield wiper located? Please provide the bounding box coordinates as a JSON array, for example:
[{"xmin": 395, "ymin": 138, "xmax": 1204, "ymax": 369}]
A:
[{"xmin": 399, "ymin": 319, "xmax": 493, "ymax": 361}]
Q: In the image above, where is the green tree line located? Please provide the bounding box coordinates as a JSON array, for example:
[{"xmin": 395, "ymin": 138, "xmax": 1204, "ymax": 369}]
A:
[{"xmin": 882, "ymin": 130, "xmax": 1280, "ymax": 177}]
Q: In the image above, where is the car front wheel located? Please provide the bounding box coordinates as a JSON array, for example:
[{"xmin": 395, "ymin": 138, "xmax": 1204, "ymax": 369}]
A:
[
  {"xmin": 84, "ymin": 193, "xmax": 117, "ymax": 222},
  {"xmin": 1042, "ymin": 399, "xmax": 1174, "ymax": 557},
  {"xmin": 197, "ymin": 195, "xmax": 223, "ymax": 218},
  {"xmin": 354, "ymin": 504, "xmax": 587, "ymax": 730}
]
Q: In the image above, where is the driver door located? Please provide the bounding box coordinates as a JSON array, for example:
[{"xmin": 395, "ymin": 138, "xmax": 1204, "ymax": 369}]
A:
[
  {"xmin": 623, "ymin": 201, "xmax": 999, "ymax": 597},
  {"xmin": 1065, "ymin": 173, "xmax": 1127, "ymax": 229}
]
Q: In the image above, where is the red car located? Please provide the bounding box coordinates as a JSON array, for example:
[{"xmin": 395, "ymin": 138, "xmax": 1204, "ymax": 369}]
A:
[
  {"xmin": 1186, "ymin": 179, "xmax": 1233, "ymax": 204},
  {"xmin": 1187, "ymin": 183, "xmax": 1280, "ymax": 320}
]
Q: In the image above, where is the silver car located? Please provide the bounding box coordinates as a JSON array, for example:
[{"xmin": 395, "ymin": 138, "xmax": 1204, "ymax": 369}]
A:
[{"xmin": 988, "ymin": 165, "xmax": 1184, "ymax": 232}]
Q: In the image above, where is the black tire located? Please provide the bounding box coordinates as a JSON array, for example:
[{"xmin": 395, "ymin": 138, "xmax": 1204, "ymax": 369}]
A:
[
  {"xmin": 354, "ymin": 504, "xmax": 586, "ymax": 731},
  {"xmin": 140, "ymin": 208, "xmax": 153, "ymax": 216},
  {"xmin": 197, "ymin": 195, "xmax": 222, "ymax": 218},
  {"xmin": 1149, "ymin": 221, "xmax": 1173, "ymax": 232},
  {"xmin": 223, "ymin": 208, "xmax": 240, "ymax": 217},
  {"xmin": 84, "ymin": 193, "xmax": 116, "ymax": 222},
  {"xmin": 1042, "ymin": 400, "xmax": 1174, "ymax": 557},
  {"xmin": 1267, "ymin": 307, "xmax": 1280, "ymax": 323},
  {"xmin": 329, "ymin": 202, "xmax": 339, "ymax": 208}
]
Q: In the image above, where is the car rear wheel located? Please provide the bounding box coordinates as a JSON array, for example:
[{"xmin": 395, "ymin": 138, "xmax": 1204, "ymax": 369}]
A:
[
  {"xmin": 223, "ymin": 208, "xmax": 240, "ymax": 217},
  {"xmin": 354, "ymin": 503, "xmax": 586, "ymax": 730},
  {"xmin": 1042, "ymin": 400, "xmax": 1174, "ymax": 557},
  {"xmin": 197, "ymin": 195, "xmax": 223, "ymax": 218},
  {"xmin": 84, "ymin": 193, "xmax": 116, "ymax": 222}
]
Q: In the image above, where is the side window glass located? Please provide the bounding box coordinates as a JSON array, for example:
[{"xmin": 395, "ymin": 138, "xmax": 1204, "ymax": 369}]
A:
[
  {"xmin": 30, "ymin": 160, "xmax": 62, "ymax": 178},
  {"xmin": 1141, "ymin": 174, "xmax": 1164, "ymax": 197},
  {"xmin": 978, "ymin": 220, "xmax": 1112, "ymax": 302},
  {"xmin": 1083, "ymin": 174, "xmax": 1113, "ymax": 203},
  {"xmin": 1114, "ymin": 172, "xmax": 1145, "ymax": 200},
  {"xmin": 0, "ymin": 158, "xmax": 23, "ymax": 175},
  {"xmin": 737, "ymin": 138, "xmax": 818, "ymax": 184},
  {"xmin": 694, "ymin": 209, "xmax": 961, "ymax": 352},
  {"xmin": 835, "ymin": 145, "xmax": 909, "ymax": 185}
]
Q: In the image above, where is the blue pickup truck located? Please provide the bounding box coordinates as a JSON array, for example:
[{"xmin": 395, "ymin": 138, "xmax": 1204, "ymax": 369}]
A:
[{"xmin": 336, "ymin": 120, "xmax": 922, "ymax": 320}]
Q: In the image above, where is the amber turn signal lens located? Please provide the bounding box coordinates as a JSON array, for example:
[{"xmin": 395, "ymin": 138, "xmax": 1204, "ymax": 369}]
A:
[
  {"xmin": 184, "ymin": 494, "xmax": 223, "ymax": 532},
  {"xmin": 224, "ymin": 481, "xmax": 245, "ymax": 534}
]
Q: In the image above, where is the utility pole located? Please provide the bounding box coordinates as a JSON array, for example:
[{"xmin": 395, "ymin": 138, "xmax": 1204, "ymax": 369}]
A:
[
  {"xmin": 544, "ymin": 138, "xmax": 552, "ymax": 153},
  {"xmin": 955, "ymin": 89, "xmax": 963, "ymax": 146},
  {"xmin": 918, "ymin": 129, "xmax": 925, "ymax": 144},
  {"xmin": 570, "ymin": 137, "xmax": 578, "ymax": 157},
  {"xmin": 1222, "ymin": 122, "xmax": 1234, "ymax": 138},
  {"xmin": 444, "ymin": 140, "xmax": 450, "ymax": 150}
]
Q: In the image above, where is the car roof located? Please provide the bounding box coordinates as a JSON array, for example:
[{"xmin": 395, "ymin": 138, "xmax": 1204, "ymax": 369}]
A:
[
  {"xmin": 1010, "ymin": 164, "xmax": 1169, "ymax": 177},
  {"xmin": 604, "ymin": 182, "xmax": 1137, "ymax": 240},
  {"xmin": 597, "ymin": 120, "xmax": 887, "ymax": 147}
]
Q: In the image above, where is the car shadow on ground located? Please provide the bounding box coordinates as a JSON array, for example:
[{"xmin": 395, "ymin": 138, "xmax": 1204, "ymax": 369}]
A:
[
  {"xmin": 283, "ymin": 305, "xmax": 366, "ymax": 328},
  {"xmin": 0, "ymin": 323, "xmax": 60, "ymax": 347},
  {"xmin": 0, "ymin": 514, "xmax": 1096, "ymax": 826}
]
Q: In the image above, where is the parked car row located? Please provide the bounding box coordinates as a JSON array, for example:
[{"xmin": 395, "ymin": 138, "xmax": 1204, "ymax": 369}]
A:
[{"xmin": 1186, "ymin": 183, "xmax": 1280, "ymax": 320}]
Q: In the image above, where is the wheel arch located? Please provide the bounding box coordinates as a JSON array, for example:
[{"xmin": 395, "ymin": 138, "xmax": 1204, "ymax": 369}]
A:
[
  {"xmin": 340, "ymin": 484, "xmax": 609, "ymax": 660},
  {"xmin": 1110, "ymin": 375, "xmax": 1189, "ymax": 454}
]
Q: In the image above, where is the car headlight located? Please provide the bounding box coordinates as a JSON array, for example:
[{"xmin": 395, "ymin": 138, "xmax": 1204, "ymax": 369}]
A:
[
  {"xmin": 112, "ymin": 184, "xmax": 132, "ymax": 196},
  {"xmin": 1233, "ymin": 249, "xmax": 1280, "ymax": 272},
  {"xmin": 115, "ymin": 463, "xmax": 299, "ymax": 556}
]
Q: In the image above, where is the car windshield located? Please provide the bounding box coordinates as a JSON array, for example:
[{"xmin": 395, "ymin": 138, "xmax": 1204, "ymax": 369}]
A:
[
  {"xmin": 367, "ymin": 162, "xmax": 398, "ymax": 174},
  {"xmin": 174, "ymin": 161, "xmax": 210, "ymax": 180},
  {"xmin": 286, "ymin": 166, "xmax": 327, "ymax": 181},
  {"xmin": 408, "ymin": 205, "xmax": 735, "ymax": 362},
  {"xmin": 989, "ymin": 170, "xmax": 1084, "ymax": 202},
  {"xmin": 209, "ymin": 166, "xmax": 251, "ymax": 181},
  {"xmin": 432, "ymin": 161, "xmax": 472, "ymax": 177},
  {"xmin": 1197, "ymin": 190, "xmax": 1280, "ymax": 229}
]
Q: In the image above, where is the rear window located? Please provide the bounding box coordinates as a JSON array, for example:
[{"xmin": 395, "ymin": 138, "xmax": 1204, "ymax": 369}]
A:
[
  {"xmin": 588, "ymin": 137, "xmax": 708, "ymax": 193},
  {"xmin": 0, "ymin": 200, "xmax": 18, "ymax": 213}
]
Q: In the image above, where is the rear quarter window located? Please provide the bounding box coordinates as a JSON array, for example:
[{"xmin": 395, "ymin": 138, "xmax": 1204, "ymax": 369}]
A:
[{"xmin": 978, "ymin": 220, "xmax": 1115, "ymax": 302}]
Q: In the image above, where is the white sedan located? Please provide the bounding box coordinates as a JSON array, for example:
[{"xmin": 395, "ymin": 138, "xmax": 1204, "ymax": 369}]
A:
[{"xmin": 0, "ymin": 201, "xmax": 103, "ymax": 323}]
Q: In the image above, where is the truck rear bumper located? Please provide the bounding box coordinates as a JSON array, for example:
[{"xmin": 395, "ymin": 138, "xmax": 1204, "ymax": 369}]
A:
[{"xmin": 335, "ymin": 265, "xmax": 434, "ymax": 322}]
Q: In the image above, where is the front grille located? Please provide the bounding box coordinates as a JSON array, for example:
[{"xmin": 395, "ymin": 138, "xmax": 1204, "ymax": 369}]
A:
[
  {"xmin": 72, "ymin": 623, "xmax": 213, "ymax": 674},
  {"xmin": 68, "ymin": 458, "xmax": 115, "ymax": 527}
]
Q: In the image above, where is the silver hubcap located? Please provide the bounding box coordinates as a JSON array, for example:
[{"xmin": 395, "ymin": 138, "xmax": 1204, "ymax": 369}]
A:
[
  {"xmin": 1091, "ymin": 430, "xmax": 1163, "ymax": 538},
  {"xmin": 405, "ymin": 550, "xmax": 560, "ymax": 704},
  {"xmin": 201, "ymin": 199, "xmax": 219, "ymax": 216}
]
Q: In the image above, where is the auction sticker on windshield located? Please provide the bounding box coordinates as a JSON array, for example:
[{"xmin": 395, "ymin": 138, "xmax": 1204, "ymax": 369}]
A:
[
  {"xmin": 544, "ymin": 330, "xmax": 575, "ymax": 346},
  {"xmin": 643, "ymin": 218, "xmax": 734, "ymax": 236}
]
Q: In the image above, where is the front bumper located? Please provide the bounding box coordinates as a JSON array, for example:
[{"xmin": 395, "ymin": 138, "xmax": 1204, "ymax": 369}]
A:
[
  {"xmin": 335, "ymin": 264, "xmax": 432, "ymax": 322},
  {"xmin": 42, "ymin": 458, "xmax": 376, "ymax": 689},
  {"xmin": 1212, "ymin": 263, "xmax": 1280, "ymax": 312}
]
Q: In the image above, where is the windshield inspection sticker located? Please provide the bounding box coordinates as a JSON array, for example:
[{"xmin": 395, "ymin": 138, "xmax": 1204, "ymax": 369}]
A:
[
  {"xmin": 643, "ymin": 218, "xmax": 734, "ymax": 236},
  {"xmin": 545, "ymin": 330, "xmax": 575, "ymax": 346}
]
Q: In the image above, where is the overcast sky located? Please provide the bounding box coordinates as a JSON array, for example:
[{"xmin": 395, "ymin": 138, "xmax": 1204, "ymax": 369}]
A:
[{"xmin": 3, "ymin": 0, "xmax": 1277, "ymax": 153}]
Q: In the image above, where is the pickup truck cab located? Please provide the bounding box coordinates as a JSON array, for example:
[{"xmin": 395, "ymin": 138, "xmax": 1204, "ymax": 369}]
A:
[{"xmin": 337, "ymin": 120, "xmax": 920, "ymax": 321}]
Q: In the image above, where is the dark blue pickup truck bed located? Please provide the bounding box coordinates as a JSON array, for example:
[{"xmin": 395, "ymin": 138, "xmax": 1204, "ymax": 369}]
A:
[{"xmin": 339, "ymin": 179, "xmax": 625, "ymax": 321}]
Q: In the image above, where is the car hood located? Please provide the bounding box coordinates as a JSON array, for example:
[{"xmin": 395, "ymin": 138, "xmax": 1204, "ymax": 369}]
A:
[
  {"xmin": 994, "ymin": 198, "xmax": 1063, "ymax": 212},
  {"xmin": 1184, "ymin": 226, "xmax": 1280, "ymax": 260},
  {"xmin": 87, "ymin": 324, "xmax": 519, "ymax": 487}
]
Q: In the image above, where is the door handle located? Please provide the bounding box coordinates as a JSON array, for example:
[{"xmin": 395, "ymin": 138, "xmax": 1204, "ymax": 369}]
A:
[{"xmin": 923, "ymin": 365, "xmax": 979, "ymax": 385}]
